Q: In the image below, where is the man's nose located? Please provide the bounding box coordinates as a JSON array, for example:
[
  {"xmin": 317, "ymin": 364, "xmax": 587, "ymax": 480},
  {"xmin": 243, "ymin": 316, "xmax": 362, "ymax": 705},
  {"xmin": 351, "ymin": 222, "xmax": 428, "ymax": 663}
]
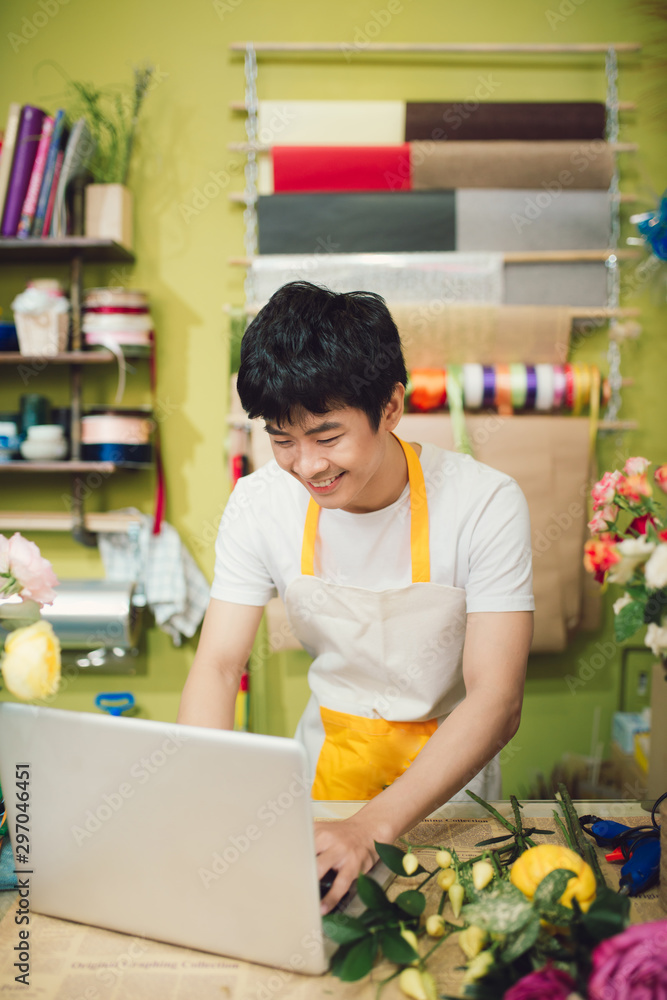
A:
[{"xmin": 291, "ymin": 446, "xmax": 330, "ymax": 480}]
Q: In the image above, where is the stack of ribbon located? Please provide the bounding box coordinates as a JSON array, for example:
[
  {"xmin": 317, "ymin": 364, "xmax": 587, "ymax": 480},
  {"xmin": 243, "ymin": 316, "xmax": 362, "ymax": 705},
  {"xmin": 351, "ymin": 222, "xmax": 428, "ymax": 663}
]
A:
[
  {"xmin": 81, "ymin": 409, "xmax": 154, "ymax": 465},
  {"xmin": 83, "ymin": 288, "xmax": 154, "ymax": 357},
  {"xmin": 407, "ymin": 363, "xmax": 605, "ymax": 416}
]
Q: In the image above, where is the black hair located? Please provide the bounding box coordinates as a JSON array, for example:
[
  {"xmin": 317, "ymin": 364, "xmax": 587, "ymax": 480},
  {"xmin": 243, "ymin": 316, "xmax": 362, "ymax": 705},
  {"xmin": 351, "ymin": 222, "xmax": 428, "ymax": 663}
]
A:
[{"xmin": 237, "ymin": 281, "xmax": 407, "ymax": 431}]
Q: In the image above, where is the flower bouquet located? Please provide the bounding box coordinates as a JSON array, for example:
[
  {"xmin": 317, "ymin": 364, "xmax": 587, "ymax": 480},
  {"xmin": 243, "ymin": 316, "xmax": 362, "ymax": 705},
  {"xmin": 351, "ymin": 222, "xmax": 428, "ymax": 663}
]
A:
[
  {"xmin": 584, "ymin": 456, "xmax": 667, "ymax": 662},
  {"xmin": 322, "ymin": 788, "xmax": 666, "ymax": 1000}
]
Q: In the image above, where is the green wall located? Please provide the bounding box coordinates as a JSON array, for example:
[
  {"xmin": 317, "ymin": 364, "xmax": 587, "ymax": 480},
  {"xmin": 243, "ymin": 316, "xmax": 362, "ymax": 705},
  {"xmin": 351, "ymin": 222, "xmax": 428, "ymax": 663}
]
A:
[{"xmin": 0, "ymin": 0, "xmax": 665, "ymax": 798}]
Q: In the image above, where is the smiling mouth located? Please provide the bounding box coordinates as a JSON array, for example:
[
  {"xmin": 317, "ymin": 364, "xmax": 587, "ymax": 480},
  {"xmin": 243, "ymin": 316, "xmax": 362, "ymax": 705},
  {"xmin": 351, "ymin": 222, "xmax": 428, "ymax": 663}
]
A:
[{"xmin": 307, "ymin": 472, "xmax": 345, "ymax": 492}]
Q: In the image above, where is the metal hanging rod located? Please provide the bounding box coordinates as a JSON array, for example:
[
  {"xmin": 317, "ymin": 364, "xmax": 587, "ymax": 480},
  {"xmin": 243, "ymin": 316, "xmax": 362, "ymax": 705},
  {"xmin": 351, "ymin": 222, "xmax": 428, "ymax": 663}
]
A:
[
  {"xmin": 229, "ymin": 42, "xmax": 641, "ymax": 55},
  {"xmin": 228, "ymin": 248, "xmax": 640, "ymax": 266},
  {"xmin": 228, "ymin": 191, "xmax": 638, "ymax": 205},
  {"xmin": 228, "ymin": 140, "xmax": 638, "ymax": 154},
  {"xmin": 225, "ymin": 303, "xmax": 641, "ymax": 319},
  {"xmin": 230, "ymin": 100, "xmax": 637, "ymax": 112}
]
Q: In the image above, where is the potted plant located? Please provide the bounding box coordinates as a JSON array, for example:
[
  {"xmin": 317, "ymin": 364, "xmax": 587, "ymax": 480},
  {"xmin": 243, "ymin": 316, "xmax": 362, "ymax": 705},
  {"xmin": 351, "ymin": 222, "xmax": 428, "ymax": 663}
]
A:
[{"xmin": 66, "ymin": 64, "xmax": 154, "ymax": 251}]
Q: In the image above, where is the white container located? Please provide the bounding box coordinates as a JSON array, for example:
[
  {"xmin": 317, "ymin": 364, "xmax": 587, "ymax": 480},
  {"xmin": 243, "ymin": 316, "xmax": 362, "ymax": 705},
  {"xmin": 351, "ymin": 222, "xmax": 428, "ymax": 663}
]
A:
[
  {"xmin": 14, "ymin": 310, "xmax": 69, "ymax": 357},
  {"xmin": 27, "ymin": 424, "xmax": 65, "ymax": 443},
  {"xmin": 20, "ymin": 437, "xmax": 68, "ymax": 461},
  {"xmin": 85, "ymin": 184, "xmax": 133, "ymax": 251}
]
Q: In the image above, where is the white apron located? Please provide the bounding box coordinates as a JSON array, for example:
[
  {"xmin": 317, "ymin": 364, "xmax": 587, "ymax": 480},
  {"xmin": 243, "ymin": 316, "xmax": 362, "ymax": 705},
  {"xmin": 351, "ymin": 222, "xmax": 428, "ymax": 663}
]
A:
[{"xmin": 285, "ymin": 436, "xmax": 501, "ymax": 801}]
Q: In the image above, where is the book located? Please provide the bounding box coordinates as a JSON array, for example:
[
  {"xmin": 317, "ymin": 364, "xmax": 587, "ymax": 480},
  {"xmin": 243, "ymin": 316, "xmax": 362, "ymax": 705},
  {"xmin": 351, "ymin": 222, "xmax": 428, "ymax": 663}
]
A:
[
  {"xmin": 1, "ymin": 105, "xmax": 45, "ymax": 236},
  {"xmin": 16, "ymin": 115, "xmax": 54, "ymax": 238},
  {"xmin": 31, "ymin": 108, "xmax": 66, "ymax": 237},
  {"xmin": 0, "ymin": 103, "xmax": 22, "ymax": 231},
  {"xmin": 42, "ymin": 149, "xmax": 63, "ymax": 236},
  {"xmin": 50, "ymin": 117, "xmax": 94, "ymax": 237}
]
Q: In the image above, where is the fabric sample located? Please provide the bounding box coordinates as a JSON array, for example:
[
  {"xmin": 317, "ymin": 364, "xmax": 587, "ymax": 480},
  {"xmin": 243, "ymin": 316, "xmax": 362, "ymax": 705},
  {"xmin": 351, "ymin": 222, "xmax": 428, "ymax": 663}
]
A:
[
  {"xmin": 456, "ymin": 190, "xmax": 611, "ymax": 251},
  {"xmin": 257, "ymin": 100, "xmax": 405, "ymax": 145},
  {"xmin": 249, "ymin": 252, "xmax": 505, "ymax": 304},
  {"xmin": 257, "ymin": 192, "xmax": 456, "ymax": 254},
  {"xmin": 411, "ymin": 140, "xmax": 614, "ymax": 190},
  {"xmin": 504, "ymin": 262, "xmax": 608, "ymax": 306},
  {"xmin": 405, "ymin": 102, "xmax": 607, "ymax": 142},
  {"xmin": 391, "ymin": 304, "xmax": 572, "ymax": 367},
  {"xmin": 272, "ymin": 144, "xmax": 411, "ymax": 192}
]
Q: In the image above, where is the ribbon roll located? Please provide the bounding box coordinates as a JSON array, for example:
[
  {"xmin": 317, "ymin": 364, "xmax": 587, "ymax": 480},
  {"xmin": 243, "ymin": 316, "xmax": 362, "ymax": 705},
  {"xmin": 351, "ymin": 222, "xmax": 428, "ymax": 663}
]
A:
[
  {"xmin": 482, "ymin": 366, "xmax": 496, "ymax": 409},
  {"xmin": 509, "ymin": 363, "xmax": 528, "ymax": 411},
  {"xmin": 525, "ymin": 366, "xmax": 538, "ymax": 410},
  {"xmin": 552, "ymin": 365, "xmax": 567, "ymax": 410},
  {"xmin": 535, "ymin": 364, "xmax": 555, "ymax": 411},
  {"xmin": 409, "ymin": 369, "xmax": 447, "ymax": 411},
  {"xmin": 494, "ymin": 364, "xmax": 513, "ymax": 416},
  {"xmin": 463, "ymin": 364, "xmax": 484, "ymax": 410}
]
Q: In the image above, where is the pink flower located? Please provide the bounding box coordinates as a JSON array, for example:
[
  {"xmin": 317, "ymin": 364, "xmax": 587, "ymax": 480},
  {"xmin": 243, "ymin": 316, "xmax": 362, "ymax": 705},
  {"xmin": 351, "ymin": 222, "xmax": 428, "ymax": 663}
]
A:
[
  {"xmin": 654, "ymin": 465, "xmax": 667, "ymax": 494},
  {"xmin": 588, "ymin": 919, "xmax": 667, "ymax": 1000},
  {"xmin": 588, "ymin": 505, "xmax": 618, "ymax": 534},
  {"xmin": 617, "ymin": 473, "xmax": 652, "ymax": 503},
  {"xmin": 504, "ymin": 965, "xmax": 577, "ymax": 1000},
  {"xmin": 584, "ymin": 534, "xmax": 621, "ymax": 584},
  {"xmin": 1, "ymin": 533, "xmax": 58, "ymax": 605},
  {"xmin": 592, "ymin": 470, "xmax": 623, "ymax": 510},
  {"xmin": 624, "ymin": 456, "xmax": 650, "ymax": 477}
]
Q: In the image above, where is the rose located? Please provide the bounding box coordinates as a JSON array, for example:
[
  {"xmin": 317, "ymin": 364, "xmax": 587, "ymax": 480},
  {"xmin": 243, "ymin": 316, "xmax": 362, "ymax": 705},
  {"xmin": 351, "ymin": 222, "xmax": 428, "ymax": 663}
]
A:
[
  {"xmin": 654, "ymin": 465, "xmax": 667, "ymax": 493},
  {"xmin": 645, "ymin": 622, "xmax": 667, "ymax": 658},
  {"xmin": 608, "ymin": 538, "xmax": 655, "ymax": 585},
  {"xmin": 587, "ymin": 505, "xmax": 618, "ymax": 534},
  {"xmin": 0, "ymin": 533, "xmax": 58, "ymax": 605},
  {"xmin": 587, "ymin": 918, "xmax": 667, "ymax": 1000},
  {"xmin": 504, "ymin": 965, "xmax": 578, "ymax": 1000},
  {"xmin": 591, "ymin": 470, "xmax": 624, "ymax": 510},
  {"xmin": 617, "ymin": 473, "xmax": 652, "ymax": 503},
  {"xmin": 1, "ymin": 620, "xmax": 61, "ymax": 700},
  {"xmin": 644, "ymin": 544, "xmax": 667, "ymax": 590},
  {"xmin": 584, "ymin": 535, "xmax": 621, "ymax": 584},
  {"xmin": 624, "ymin": 456, "xmax": 650, "ymax": 477},
  {"xmin": 628, "ymin": 514, "xmax": 656, "ymax": 536}
]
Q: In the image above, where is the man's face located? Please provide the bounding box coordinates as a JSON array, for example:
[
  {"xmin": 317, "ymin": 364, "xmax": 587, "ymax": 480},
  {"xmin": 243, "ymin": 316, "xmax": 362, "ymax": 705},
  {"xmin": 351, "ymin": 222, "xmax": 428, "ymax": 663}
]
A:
[{"xmin": 264, "ymin": 402, "xmax": 403, "ymax": 514}]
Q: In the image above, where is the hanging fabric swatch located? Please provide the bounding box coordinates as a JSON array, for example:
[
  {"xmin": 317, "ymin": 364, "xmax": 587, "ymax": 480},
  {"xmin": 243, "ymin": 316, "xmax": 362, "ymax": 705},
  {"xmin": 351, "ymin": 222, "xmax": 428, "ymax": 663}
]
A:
[
  {"xmin": 249, "ymin": 252, "xmax": 505, "ymax": 305},
  {"xmin": 404, "ymin": 102, "xmax": 607, "ymax": 142},
  {"xmin": 256, "ymin": 100, "xmax": 406, "ymax": 145},
  {"xmin": 272, "ymin": 144, "xmax": 411, "ymax": 192},
  {"xmin": 257, "ymin": 192, "xmax": 456, "ymax": 254},
  {"xmin": 411, "ymin": 140, "xmax": 614, "ymax": 190},
  {"xmin": 392, "ymin": 304, "xmax": 571, "ymax": 367},
  {"xmin": 504, "ymin": 262, "xmax": 608, "ymax": 306},
  {"xmin": 456, "ymin": 190, "xmax": 611, "ymax": 251}
]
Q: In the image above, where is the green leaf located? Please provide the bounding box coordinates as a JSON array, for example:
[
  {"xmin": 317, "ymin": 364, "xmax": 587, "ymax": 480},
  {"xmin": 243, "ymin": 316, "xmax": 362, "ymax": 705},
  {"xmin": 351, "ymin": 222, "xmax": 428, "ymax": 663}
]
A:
[
  {"xmin": 394, "ymin": 890, "xmax": 426, "ymax": 917},
  {"xmin": 644, "ymin": 588, "xmax": 667, "ymax": 625},
  {"xmin": 374, "ymin": 841, "xmax": 426, "ymax": 876},
  {"xmin": 322, "ymin": 912, "xmax": 368, "ymax": 945},
  {"xmin": 461, "ymin": 883, "xmax": 534, "ymax": 934},
  {"xmin": 336, "ymin": 934, "xmax": 378, "ymax": 981},
  {"xmin": 356, "ymin": 872, "xmax": 392, "ymax": 912},
  {"xmin": 581, "ymin": 888, "xmax": 630, "ymax": 941},
  {"xmin": 533, "ymin": 868, "xmax": 577, "ymax": 909},
  {"xmin": 498, "ymin": 914, "xmax": 540, "ymax": 963},
  {"xmin": 614, "ymin": 600, "xmax": 646, "ymax": 642},
  {"xmin": 379, "ymin": 927, "xmax": 419, "ymax": 965}
]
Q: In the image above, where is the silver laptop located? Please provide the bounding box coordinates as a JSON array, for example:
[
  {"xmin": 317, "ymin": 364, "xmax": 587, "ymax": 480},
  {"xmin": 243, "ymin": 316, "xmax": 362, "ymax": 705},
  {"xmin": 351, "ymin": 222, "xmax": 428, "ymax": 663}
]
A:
[{"xmin": 0, "ymin": 703, "xmax": 391, "ymax": 974}]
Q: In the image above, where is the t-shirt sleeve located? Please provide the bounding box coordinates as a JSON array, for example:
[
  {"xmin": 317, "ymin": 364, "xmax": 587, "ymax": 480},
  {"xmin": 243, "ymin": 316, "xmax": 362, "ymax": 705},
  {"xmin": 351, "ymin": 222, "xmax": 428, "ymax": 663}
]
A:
[
  {"xmin": 464, "ymin": 478, "xmax": 535, "ymax": 614},
  {"xmin": 210, "ymin": 484, "xmax": 278, "ymax": 606}
]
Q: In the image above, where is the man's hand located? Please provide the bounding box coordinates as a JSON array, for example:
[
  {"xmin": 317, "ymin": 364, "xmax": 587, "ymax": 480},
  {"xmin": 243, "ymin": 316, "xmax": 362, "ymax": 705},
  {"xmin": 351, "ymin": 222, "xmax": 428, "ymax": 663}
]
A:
[{"xmin": 314, "ymin": 816, "xmax": 382, "ymax": 914}]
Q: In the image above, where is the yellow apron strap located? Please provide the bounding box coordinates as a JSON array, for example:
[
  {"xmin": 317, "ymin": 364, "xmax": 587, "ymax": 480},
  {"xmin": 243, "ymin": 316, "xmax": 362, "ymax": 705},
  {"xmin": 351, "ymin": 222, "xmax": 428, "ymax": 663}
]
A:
[{"xmin": 299, "ymin": 434, "xmax": 430, "ymax": 583}]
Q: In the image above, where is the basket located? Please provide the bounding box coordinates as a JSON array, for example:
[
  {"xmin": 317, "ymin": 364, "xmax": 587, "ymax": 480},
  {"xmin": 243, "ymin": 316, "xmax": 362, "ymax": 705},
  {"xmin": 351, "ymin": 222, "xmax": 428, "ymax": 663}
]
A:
[{"xmin": 15, "ymin": 310, "xmax": 69, "ymax": 356}]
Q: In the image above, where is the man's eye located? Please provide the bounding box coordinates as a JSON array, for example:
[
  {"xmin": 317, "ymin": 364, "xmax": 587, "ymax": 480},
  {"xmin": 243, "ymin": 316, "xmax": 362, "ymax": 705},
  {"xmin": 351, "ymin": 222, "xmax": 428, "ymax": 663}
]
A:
[
  {"xmin": 319, "ymin": 436, "xmax": 340, "ymax": 445},
  {"xmin": 274, "ymin": 440, "xmax": 292, "ymax": 447}
]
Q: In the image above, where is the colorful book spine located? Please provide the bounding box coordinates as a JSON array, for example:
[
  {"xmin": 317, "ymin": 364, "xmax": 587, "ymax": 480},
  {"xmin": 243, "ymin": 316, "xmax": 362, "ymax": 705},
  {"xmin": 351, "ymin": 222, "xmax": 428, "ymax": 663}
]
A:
[
  {"xmin": 1, "ymin": 105, "xmax": 45, "ymax": 237},
  {"xmin": 42, "ymin": 149, "xmax": 63, "ymax": 236},
  {"xmin": 0, "ymin": 103, "xmax": 22, "ymax": 232},
  {"xmin": 31, "ymin": 109, "xmax": 65, "ymax": 237},
  {"xmin": 16, "ymin": 115, "xmax": 54, "ymax": 238}
]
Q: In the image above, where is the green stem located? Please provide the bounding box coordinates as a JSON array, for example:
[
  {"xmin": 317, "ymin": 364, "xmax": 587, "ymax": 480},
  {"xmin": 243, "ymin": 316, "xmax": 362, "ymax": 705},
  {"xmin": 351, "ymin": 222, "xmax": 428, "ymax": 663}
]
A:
[
  {"xmin": 510, "ymin": 794, "xmax": 536, "ymax": 850},
  {"xmin": 417, "ymin": 868, "xmax": 439, "ymax": 891},
  {"xmin": 553, "ymin": 809, "xmax": 575, "ymax": 850},
  {"xmin": 465, "ymin": 789, "xmax": 520, "ymax": 836},
  {"xmin": 556, "ymin": 784, "xmax": 607, "ymax": 891}
]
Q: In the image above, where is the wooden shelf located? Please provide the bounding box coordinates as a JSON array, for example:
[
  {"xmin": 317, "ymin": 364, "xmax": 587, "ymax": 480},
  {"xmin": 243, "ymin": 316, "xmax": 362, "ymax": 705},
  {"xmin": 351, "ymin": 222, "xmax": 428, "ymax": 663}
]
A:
[
  {"xmin": 0, "ymin": 460, "xmax": 152, "ymax": 473},
  {"xmin": 0, "ymin": 350, "xmax": 115, "ymax": 365},
  {"xmin": 229, "ymin": 41, "xmax": 641, "ymax": 54},
  {"xmin": 0, "ymin": 238, "xmax": 135, "ymax": 264},
  {"xmin": 0, "ymin": 510, "xmax": 143, "ymax": 533}
]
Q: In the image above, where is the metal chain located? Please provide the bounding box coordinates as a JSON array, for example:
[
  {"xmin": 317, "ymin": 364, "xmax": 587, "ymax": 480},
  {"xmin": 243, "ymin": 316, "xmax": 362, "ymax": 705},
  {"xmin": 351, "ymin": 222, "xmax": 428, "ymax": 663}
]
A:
[
  {"xmin": 243, "ymin": 43, "xmax": 259, "ymax": 308},
  {"xmin": 604, "ymin": 45, "xmax": 622, "ymax": 424}
]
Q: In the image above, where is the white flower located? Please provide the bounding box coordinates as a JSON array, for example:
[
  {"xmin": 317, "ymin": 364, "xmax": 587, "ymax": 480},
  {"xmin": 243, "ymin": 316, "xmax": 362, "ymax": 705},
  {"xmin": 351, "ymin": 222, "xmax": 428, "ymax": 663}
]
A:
[
  {"xmin": 644, "ymin": 544, "xmax": 667, "ymax": 590},
  {"xmin": 645, "ymin": 622, "xmax": 667, "ymax": 658},
  {"xmin": 624, "ymin": 456, "xmax": 650, "ymax": 477},
  {"xmin": 613, "ymin": 594, "xmax": 633, "ymax": 615},
  {"xmin": 608, "ymin": 538, "xmax": 655, "ymax": 585}
]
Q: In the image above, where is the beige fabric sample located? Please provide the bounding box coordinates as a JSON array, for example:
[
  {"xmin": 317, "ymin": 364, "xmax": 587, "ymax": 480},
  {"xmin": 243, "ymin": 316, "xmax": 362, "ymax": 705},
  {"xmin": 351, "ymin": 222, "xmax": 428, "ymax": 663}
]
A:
[{"xmin": 256, "ymin": 100, "xmax": 406, "ymax": 146}]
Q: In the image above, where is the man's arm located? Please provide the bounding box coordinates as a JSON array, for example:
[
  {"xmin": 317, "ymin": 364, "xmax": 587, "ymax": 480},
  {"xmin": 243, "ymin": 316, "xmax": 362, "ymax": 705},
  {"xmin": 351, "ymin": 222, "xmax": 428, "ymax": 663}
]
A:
[
  {"xmin": 177, "ymin": 598, "xmax": 264, "ymax": 729},
  {"xmin": 315, "ymin": 609, "xmax": 533, "ymax": 912}
]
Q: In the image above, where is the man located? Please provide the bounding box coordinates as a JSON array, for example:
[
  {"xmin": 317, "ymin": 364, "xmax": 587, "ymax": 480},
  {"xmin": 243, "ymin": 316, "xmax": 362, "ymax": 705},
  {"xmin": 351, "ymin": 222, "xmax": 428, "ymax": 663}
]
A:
[{"xmin": 178, "ymin": 281, "xmax": 534, "ymax": 913}]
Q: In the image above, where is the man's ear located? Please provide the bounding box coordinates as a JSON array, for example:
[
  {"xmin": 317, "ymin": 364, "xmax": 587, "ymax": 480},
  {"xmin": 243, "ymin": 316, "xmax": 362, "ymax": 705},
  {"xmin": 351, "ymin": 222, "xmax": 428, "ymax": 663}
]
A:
[{"xmin": 382, "ymin": 383, "xmax": 406, "ymax": 432}]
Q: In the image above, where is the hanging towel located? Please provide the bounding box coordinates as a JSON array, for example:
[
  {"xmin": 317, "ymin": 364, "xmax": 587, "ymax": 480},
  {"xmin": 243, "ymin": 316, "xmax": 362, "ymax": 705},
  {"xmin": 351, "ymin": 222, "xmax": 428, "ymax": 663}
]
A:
[
  {"xmin": 404, "ymin": 102, "xmax": 607, "ymax": 142},
  {"xmin": 98, "ymin": 512, "xmax": 210, "ymax": 646}
]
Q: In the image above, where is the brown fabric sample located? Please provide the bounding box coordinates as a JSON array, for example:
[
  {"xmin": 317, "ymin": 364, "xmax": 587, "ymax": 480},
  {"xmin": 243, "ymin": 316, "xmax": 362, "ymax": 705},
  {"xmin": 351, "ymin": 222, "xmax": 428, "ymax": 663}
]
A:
[{"xmin": 405, "ymin": 102, "xmax": 607, "ymax": 142}]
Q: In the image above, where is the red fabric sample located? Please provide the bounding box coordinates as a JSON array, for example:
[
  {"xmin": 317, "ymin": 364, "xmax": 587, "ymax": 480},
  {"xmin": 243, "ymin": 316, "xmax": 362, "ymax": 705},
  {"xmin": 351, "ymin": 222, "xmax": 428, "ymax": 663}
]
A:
[{"xmin": 272, "ymin": 144, "xmax": 411, "ymax": 192}]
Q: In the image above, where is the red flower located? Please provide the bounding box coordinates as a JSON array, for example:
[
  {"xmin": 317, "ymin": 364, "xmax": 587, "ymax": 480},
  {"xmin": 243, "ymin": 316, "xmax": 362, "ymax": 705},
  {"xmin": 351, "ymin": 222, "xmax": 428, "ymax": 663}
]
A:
[
  {"xmin": 504, "ymin": 966, "xmax": 577, "ymax": 1000},
  {"xmin": 654, "ymin": 464, "xmax": 667, "ymax": 494},
  {"xmin": 591, "ymin": 470, "xmax": 623, "ymax": 510},
  {"xmin": 584, "ymin": 534, "xmax": 621, "ymax": 584},
  {"xmin": 628, "ymin": 514, "xmax": 656, "ymax": 536},
  {"xmin": 588, "ymin": 919, "xmax": 667, "ymax": 1000},
  {"xmin": 617, "ymin": 473, "xmax": 652, "ymax": 503}
]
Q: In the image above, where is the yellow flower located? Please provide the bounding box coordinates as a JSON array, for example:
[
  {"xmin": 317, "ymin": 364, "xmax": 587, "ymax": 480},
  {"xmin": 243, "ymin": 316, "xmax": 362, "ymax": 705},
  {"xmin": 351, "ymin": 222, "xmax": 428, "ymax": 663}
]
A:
[
  {"xmin": 448, "ymin": 882, "xmax": 465, "ymax": 918},
  {"xmin": 458, "ymin": 925, "xmax": 487, "ymax": 959},
  {"xmin": 510, "ymin": 844, "xmax": 596, "ymax": 912},
  {"xmin": 435, "ymin": 850, "xmax": 452, "ymax": 869},
  {"xmin": 462, "ymin": 950, "xmax": 494, "ymax": 985},
  {"xmin": 425, "ymin": 914, "xmax": 446, "ymax": 938},
  {"xmin": 1, "ymin": 620, "xmax": 61, "ymax": 700},
  {"xmin": 402, "ymin": 852, "xmax": 419, "ymax": 876},
  {"xmin": 436, "ymin": 868, "xmax": 456, "ymax": 891},
  {"xmin": 400, "ymin": 928, "xmax": 420, "ymax": 964},
  {"xmin": 398, "ymin": 968, "xmax": 438, "ymax": 1000},
  {"xmin": 472, "ymin": 860, "xmax": 494, "ymax": 890}
]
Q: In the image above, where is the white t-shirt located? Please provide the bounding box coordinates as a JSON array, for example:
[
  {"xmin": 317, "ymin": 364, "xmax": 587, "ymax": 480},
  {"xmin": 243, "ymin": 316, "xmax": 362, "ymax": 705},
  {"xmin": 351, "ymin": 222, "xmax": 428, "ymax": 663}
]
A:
[{"xmin": 212, "ymin": 443, "xmax": 535, "ymax": 614}]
